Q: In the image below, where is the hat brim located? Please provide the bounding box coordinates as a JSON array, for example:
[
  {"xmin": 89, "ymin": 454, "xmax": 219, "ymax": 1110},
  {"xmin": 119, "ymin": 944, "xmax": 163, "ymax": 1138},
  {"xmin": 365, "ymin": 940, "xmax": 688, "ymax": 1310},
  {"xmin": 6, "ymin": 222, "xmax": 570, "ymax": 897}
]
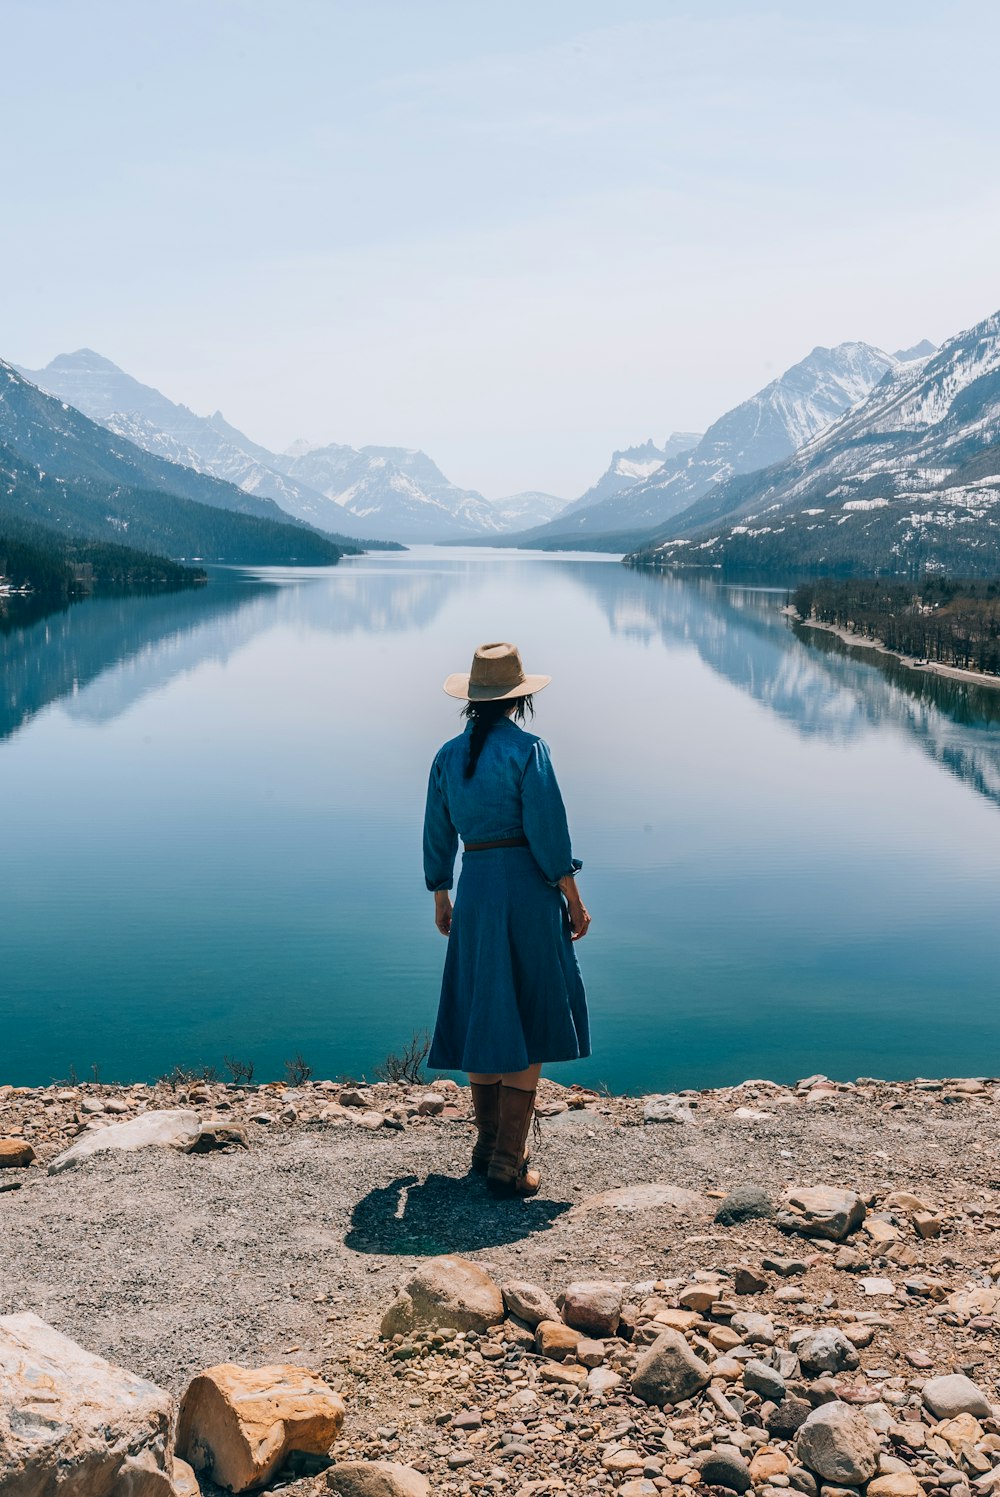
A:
[{"xmin": 443, "ymin": 672, "xmax": 551, "ymax": 701}]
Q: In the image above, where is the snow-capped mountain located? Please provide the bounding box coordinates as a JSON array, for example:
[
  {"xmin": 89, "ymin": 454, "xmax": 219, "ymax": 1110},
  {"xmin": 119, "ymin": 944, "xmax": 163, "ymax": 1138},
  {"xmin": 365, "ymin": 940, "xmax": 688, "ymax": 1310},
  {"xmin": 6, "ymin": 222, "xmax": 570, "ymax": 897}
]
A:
[
  {"xmin": 0, "ymin": 361, "xmax": 346, "ymax": 564},
  {"xmin": 488, "ymin": 491, "xmax": 567, "ymax": 529},
  {"xmin": 627, "ymin": 311, "xmax": 1000, "ymax": 575},
  {"xmin": 519, "ymin": 343, "xmax": 901, "ymax": 545},
  {"xmin": 17, "ymin": 350, "xmax": 543, "ymax": 543},
  {"xmin": 558, "ymin": 434, "xmax": 702, "ymax": 518},
  {"xmin": 0, "ymin": 360, "xmax": 286, "ymax": 520},
  {"xmin": 271, "ymin": 441, "xmax": 502, "ymax": 541},
  {"xmin": 16, "ymin": 350, "xmax": 369, "ymax": 537}
]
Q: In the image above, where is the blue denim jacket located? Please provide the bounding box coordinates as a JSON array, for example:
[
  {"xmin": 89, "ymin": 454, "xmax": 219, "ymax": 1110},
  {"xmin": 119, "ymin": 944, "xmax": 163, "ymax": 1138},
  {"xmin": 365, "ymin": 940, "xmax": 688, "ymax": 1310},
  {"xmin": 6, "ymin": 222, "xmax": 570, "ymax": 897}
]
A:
[{"xmin": 423, "ymin": 717, "xmax": 582, "ymax": 892}]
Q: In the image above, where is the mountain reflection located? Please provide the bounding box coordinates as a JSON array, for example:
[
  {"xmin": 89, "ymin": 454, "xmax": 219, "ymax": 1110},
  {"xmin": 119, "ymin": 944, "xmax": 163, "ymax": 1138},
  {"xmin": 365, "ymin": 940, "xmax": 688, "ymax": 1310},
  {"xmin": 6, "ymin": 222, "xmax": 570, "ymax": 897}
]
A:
[
  {"xmin": 0, "ymin": 564, "xmax": 450, "ymax": 742},
  {"xmin": 6, "ymin": 557, "xmax": 1000, "ymax": 813},
  {"xmin": 569, "ymin": 566, "xmax": 1000, "ymax": 811}
]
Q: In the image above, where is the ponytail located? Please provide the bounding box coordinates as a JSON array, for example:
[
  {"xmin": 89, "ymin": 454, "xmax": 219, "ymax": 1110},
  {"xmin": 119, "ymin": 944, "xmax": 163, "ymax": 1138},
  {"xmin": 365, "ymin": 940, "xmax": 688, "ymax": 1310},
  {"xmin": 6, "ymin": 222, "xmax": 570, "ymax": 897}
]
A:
[{"xmin": 462, "ymin": 695, "xmax": 534, "ymax": 778}]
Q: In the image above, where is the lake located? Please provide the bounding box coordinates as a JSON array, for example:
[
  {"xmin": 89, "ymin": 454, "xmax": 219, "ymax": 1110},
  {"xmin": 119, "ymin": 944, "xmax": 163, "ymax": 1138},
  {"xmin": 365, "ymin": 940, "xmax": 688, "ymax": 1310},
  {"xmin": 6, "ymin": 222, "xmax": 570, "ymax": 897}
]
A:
[{"xmin": 4, "ymin": 548, "xmax": 1000, "ymax": 1095}]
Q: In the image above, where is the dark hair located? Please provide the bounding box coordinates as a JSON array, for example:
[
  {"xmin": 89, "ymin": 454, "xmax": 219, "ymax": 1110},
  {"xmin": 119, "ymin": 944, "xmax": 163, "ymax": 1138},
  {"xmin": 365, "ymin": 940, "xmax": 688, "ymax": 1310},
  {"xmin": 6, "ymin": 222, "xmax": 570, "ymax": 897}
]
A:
[{"xmin": 461, "ymin": 694, "xmax": 534, "ymax": 778}]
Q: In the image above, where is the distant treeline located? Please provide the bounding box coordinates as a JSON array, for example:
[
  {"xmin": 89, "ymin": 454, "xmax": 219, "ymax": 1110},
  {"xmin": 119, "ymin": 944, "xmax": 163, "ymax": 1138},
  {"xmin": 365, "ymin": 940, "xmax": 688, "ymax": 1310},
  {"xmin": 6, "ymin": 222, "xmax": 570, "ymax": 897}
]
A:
[
  {"xmin": 1, "ymin": 516, "xmax": 205, "ymax": 604},
  {"xmin": 793, "ymin": 577, "xmax": 1000, "ymax": 676}
]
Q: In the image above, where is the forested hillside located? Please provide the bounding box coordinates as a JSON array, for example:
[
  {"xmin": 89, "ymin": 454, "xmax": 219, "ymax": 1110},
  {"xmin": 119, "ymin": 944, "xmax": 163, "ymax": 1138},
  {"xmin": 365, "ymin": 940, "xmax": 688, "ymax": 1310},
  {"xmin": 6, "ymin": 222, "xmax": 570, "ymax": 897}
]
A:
[{"xmin": 793, "ymin": 577, "xmax": 1000, "ymax": 676}]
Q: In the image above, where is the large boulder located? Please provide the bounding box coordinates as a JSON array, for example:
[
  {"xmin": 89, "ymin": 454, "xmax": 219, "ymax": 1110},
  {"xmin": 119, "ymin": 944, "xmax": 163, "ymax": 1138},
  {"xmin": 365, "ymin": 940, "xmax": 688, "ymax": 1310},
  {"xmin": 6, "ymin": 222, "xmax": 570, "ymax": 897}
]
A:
[
  {"xmin": 779, "ymin": 1187, "xmax": 866, "ymax": 1241},
  {"xmin": 0, "ymin": 1311, "xmax": 177, "ymax": 1496},
  {"xmin": 380, "ymin": 1257, "xmax": 504, "ymax": 1337},
  {"xmin": 631, "ymin": 1329, "xmax": 711, "ymax": 1407},
  {"xmin": 0, "ymin": 1140, "xmax": 35, "ymax": 1168},
  {"xmin": 177, "ymin": 1363, "xmax": 345, "ymax": 1493},
  {"xmin": 922, "ymin": 1373, "xmax": 992, "ymax": 1419},
  {"xmin": 48, "ymin": 1110, "xmax": 201, "ymax": 1173},
  {"xmin": 794, "ymin": 1401, "xmax": 881, "ymax": 1484},
  {"xmin": 327, "ymin": 1462, "xmax": 430, "ymax": 1496}
]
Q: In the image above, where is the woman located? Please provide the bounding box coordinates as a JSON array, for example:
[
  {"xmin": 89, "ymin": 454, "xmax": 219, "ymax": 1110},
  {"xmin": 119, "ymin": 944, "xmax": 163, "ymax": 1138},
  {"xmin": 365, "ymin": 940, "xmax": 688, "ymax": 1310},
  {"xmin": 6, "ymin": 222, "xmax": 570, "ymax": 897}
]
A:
[{"xmin": 423, "ymin": 641, "xmax": 591, "ymax": 1197}]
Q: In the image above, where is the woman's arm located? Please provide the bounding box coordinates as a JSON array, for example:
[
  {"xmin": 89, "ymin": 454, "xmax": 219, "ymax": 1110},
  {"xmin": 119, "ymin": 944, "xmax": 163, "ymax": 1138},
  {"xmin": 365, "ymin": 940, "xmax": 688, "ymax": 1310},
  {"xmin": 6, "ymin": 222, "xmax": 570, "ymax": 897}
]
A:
[
  {"xmin": 521, "ymin": 741, "xmax": 591, "ymax": 940},
  {"xmin": 559, "ymin": 874, "xmax": 591, "ymax": 941},
  {"xmin": 423, "ymin": 756, "xmax": 458, "ymax": 901},
  {"xmin": 434, "ymin": 888, "xmax": 453, "ymax": 936}
]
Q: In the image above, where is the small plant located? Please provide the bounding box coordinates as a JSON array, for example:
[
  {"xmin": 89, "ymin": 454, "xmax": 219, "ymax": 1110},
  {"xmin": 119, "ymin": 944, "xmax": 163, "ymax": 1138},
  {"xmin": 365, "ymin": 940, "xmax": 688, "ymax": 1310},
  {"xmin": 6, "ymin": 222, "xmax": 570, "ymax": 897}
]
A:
[
  {"xmin": 376, "ymin": 1031, "xmax": 431, "ymax": 1085},
  {"xmin": 224, "ymin": 1055, "xmax": 255, "ymax": 1086},
  {"xmin": 284, "ymin": 1052, "xmax": 313, "ymax": 1086},
  {"xmin": 90, "ymin": 1062, "xmax": 101, "ymax": 1085},
  {"xmin": 159, "ymin": 1063, "xmax": 219, "ymax": 1090}
]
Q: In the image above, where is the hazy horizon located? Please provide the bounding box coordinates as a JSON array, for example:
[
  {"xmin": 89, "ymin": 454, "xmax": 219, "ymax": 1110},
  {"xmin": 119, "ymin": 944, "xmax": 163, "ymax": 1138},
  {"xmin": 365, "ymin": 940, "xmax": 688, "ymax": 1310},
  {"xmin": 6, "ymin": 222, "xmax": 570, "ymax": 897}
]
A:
[{"xmin": 7, "ymin": 0, "xmax": 1000, "ymax": 499}]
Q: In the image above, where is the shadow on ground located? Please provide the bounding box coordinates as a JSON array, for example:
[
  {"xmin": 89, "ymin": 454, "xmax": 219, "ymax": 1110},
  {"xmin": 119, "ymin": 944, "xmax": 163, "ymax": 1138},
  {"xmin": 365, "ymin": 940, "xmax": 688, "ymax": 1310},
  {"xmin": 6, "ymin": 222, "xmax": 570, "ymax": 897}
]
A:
[{"xmin": 346, "ymin": 1172, "xmax": 571, "ymax": 1255}]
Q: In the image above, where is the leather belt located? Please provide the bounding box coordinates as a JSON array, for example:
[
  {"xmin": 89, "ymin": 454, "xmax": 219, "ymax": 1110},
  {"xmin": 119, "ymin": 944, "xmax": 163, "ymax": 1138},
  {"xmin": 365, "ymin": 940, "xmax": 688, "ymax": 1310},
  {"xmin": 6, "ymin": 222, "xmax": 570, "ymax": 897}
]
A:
[{"xmin": 463, "ymin": 836, "xmax": 529, "ymax": 852}]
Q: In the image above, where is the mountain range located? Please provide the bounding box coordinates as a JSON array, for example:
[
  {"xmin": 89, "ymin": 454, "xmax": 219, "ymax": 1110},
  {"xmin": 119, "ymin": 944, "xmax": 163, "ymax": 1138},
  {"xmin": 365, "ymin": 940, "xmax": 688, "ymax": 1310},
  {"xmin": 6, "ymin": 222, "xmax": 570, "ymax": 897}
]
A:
[
  {"xmin": 625, "ymin": 310, "xmax": 1000, "ymax": 576},
  {"xmin": 17, "ymin": 351, "xmax": 564, "ymax": 542},
  {"xmin": 504, "ymin": 342, "xmax": 913, "ymax": 548},
  {"xmin": 0, "ymin": 362, "xmax": 349, "ymax": 567}
]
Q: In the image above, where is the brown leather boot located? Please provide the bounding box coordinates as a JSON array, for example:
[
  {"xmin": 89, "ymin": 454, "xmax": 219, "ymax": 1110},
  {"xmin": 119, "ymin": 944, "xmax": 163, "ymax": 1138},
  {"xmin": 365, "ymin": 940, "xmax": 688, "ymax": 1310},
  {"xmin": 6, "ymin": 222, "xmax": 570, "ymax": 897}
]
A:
[
  {"xmin": 488, "ymin": 1085, "xmax": 540, "ymax": 1197},
  {"xmin": 470, "ymin": 1081, "xmax": 500, "ymax": 1174}
]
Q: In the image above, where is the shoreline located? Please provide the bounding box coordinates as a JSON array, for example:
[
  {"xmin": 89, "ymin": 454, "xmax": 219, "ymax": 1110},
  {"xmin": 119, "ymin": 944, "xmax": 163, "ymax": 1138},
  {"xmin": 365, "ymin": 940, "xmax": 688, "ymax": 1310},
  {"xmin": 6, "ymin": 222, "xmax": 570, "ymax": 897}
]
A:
[
  {"xmin": 785, "ymin": 605, "xmax": 1000, "ymax": 690},
  {"xmin": 5, "ymin": 1069, "xmax": 1000, "ymax": 1495}
]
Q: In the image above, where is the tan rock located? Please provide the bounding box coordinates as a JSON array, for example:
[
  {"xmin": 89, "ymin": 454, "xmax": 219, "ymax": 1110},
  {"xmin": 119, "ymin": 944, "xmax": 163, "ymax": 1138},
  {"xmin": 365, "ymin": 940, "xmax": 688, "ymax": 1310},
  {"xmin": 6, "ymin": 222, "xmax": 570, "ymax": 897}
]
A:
[
  {"xmin": 172, "ymin": 1456, "xmax": 200, "ymax": 1497},
  {"xmin": 653, "ymin": 1307, "xmax": 701, "ymax": 1332},
  {"xmin": 177, "ymin": 1363, "xmax": 345, "ymax": 1493},
  {"xmin": 602, "ymin": 1448, "xmax": 643, "ymax": 1472},
  {"xmin": 708, "ymin": 1324, "xmax": 744, "ymax": 1352},
  {"xmin": 944, "ymin": 1286, "xmax": 1000, "ymax": 1318},
  {"xmin": 537, "ymin": 1361, "xmax": 587, "ymax": 1386},
  {"xmin": 535, "ymin": 1320, "xmax": 582, "ymax": 1361},
  {"xmin": 575, "ymin": 1337, "xmax": 605, "ymax": 1367},
  {"xmin": 0, "ymin": 1311, "xmax": 176, "ymax": 1496},
  {"xmin": 868, "ymin": 1474, "xmax": 923, "ymax": 1497},
  {"xmin": 570, "ymin": 1182, "xmax": 707, "ymax": 1216},
  {"xmin": 884, "ymin": 1192, "xmax": 930, "ymax": 1212},
  {"xmin": 0, "ymin": 1140, "xmax": 35, "ymax": 1169},
  {"xmin": 327, "ymin": 1461, "xmax": 431, "ymax": 1496},
  {"xmin": 936, "ymin": 1413, "xmax": 985, "ymax": 1450},
  {"xmin": 863, "ymin": 1219, "xmax": 900, "ymax": 1245},
  {"xmin": 912, "ymin": 1211, "xmax": 943, "ymax": 1239},
  {"xmin": 380, "ymin": 1256, "xmax": 504, "ymax": 1336},
  {"xmin": 502, "ymin": 1280, "xmax": 561, "ymax": 1328},
  {"xmin": 678, "ymin": 1284, "xmax": 721, "ymax": 1313},
  {"xmin": 750, "ymin": 1450, "xmax": 790, "ymax": 1482},
  {"xmin": 780, "ymin": 1187, "xmax": 866, "ymax": 1241}
]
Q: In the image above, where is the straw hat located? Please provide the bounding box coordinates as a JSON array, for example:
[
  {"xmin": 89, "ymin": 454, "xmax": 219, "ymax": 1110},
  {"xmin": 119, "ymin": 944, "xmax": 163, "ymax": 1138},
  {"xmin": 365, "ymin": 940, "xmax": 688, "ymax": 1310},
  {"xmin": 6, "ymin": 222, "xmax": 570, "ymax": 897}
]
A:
[{"xmin": 443, "ymin": 642, "xmax": 551, "ymax": 701}]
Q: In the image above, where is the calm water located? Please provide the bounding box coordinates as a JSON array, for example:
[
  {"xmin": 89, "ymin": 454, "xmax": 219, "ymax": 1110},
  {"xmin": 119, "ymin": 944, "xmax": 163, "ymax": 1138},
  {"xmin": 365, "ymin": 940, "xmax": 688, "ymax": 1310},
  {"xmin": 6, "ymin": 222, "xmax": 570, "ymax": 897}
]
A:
[{"xmin": 4, "ymin": 549, "xmax": 1000, "ymax": 1094}]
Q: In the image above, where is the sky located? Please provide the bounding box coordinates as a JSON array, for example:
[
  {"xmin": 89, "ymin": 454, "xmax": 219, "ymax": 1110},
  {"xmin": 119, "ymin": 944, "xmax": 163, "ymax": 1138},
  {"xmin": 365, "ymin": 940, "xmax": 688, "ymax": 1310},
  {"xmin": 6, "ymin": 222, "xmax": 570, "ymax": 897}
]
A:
[{"xmin": 6, "ymin": 0, "xmax": 1000, "ymax": 500}]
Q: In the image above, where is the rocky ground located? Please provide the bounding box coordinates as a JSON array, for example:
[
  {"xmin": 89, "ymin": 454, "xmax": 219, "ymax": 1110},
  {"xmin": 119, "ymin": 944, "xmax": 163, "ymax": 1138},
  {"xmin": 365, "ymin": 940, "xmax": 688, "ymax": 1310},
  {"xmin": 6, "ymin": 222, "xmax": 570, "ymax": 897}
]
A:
[{"xmin": 5, "ymin": 1072, "xmax": 1000, "ymax": 1496}]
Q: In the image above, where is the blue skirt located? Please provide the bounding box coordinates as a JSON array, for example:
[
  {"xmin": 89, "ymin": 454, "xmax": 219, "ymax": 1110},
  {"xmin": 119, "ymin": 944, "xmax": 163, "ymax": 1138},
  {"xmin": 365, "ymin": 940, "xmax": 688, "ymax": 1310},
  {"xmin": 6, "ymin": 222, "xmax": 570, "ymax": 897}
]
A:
[{"xmin": 428, "ymin": 846, "xmax": 591, "ymax": 1074}]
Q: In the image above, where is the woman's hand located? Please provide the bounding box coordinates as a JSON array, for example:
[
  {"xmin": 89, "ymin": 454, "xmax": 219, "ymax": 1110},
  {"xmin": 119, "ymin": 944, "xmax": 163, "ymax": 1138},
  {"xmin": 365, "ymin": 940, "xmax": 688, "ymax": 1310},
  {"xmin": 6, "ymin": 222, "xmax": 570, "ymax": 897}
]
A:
[
  {"xmin": 434, "ymin": 890, "xmax": 453, "ymax": 936},
  {"xmin": 559, "ymin": 875, "xmax": 591, "ymax": 941}
]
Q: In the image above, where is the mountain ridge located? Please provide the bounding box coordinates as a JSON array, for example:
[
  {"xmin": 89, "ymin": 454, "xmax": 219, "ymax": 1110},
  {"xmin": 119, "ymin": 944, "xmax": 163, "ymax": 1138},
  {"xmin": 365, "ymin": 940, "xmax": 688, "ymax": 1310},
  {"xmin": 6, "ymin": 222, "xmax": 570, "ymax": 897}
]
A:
[
  {"xmin": 18, "ymin": 351, "xmax": 562, "ymax": 542},
  {"xmin": 502, "ymin": 341, "xmax": 904, "ymax": 547},
  {"xmin": 625, "ymin": 309, "xmax": 1000, "ymax": 577}
]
